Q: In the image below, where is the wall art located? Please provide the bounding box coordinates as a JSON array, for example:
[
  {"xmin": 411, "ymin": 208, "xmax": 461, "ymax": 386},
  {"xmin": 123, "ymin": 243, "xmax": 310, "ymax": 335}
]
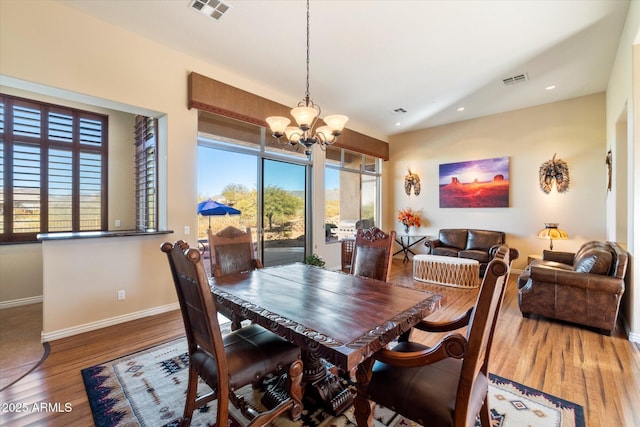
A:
[{"xmin": 439, "ymin": 156, "xmax": 510, "ymax": 208}]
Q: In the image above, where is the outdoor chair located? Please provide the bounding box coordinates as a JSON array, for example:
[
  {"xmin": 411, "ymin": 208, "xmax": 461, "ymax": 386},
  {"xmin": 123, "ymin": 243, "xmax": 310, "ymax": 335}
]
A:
[
  {"xmin": 350, "ymin": 227, "xmax": 396, "ymax": 282},
  {"xmin": 354, "ymin": 246, "xmax": 511, "ymax": 427},
  {"xmin": 160, "ymin": 240, "xmax": 303, "ymax": 427}
]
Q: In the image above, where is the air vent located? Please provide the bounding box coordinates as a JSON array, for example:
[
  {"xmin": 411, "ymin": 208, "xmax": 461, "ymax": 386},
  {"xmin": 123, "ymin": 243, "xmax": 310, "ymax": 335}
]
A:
[
  {"xmin": 502, "ymin": 73, "xmax": 529, "ymax": 86},
  {"xmin": 189, "ymin": 0, "xmax": 231, "ymax": 20}
]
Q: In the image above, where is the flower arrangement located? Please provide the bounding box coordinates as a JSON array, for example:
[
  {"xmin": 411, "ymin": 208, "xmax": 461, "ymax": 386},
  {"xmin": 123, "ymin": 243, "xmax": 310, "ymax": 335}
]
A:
[{"xmin": 397, "ymin": 208, "xmax": 421, "ymax": 230}]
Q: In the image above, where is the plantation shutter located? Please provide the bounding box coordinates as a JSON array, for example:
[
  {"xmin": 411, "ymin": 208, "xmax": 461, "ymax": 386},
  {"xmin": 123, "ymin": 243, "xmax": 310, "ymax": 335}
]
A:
[
  {"xmin": 0, "ymin": 94, "xmax": 107, "ymax": 242},
  {"xmin": 134, "ymin": 116, "xmax": 158, "ymax": 231}
]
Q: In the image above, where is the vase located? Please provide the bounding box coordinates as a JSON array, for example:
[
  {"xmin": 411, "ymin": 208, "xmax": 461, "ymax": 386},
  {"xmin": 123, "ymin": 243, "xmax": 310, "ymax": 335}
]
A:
[{"xmin": 403, "ymin": 224, "xmax": 410, "ymax": 234}]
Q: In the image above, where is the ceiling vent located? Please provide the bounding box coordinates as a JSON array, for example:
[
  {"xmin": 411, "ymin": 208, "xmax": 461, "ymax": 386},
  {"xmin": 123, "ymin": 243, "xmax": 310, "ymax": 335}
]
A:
[
  {"xmin": 502, "ymin": 73, "xmax": 529, "ymax": 86},
  {"xmin": 188, "ymin": 0, "xmax": 231, "ymax": 20}
]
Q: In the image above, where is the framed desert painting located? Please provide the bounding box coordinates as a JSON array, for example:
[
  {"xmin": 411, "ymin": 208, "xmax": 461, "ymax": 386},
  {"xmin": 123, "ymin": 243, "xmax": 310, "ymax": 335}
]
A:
[{"xmin": 439, "ymin": 156, "xmax": 510, "ymax": 208}]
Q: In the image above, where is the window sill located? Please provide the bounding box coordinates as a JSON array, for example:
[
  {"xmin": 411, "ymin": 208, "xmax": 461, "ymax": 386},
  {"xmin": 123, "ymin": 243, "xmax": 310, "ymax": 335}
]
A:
[{"xmin": 37, "ymin": 229, "xmax": 174, "ymax": 241}]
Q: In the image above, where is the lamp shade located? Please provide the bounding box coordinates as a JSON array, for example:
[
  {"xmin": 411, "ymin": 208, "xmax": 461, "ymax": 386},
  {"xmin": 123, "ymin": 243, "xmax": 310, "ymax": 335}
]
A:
[
  {"xmin": 291, "ymin": 106, "xmax": 318, "ymax": 129},
  {"xmin": 537, "ymin": 223, "xmax": 568, "ymax": 250},
  {"xmin": 265, "ymin": 116, "xmax": 290, "ymax": 135},
  {"xmin": 323, "ymin": 114, "xmax": 349, "ymax": 133}
]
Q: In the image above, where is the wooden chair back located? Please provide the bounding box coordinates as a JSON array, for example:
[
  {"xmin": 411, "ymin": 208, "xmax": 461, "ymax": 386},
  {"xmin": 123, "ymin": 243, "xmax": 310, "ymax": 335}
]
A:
[
  {"xmin": 456, "ymin": 245, "xmax": 510, "ymax": 425},
  {"xmin": 350, "ymin": 227, "xmax": 396, "ymax": 282},
  {"xmin": 341, "ymin": 239, "xmax": 355, "ymax": 272},
  {"xmin": 208, "ymin": 226, "xmax": 262, "ymax": 277},
  {"xmin": 160, "ymin": 240, "xmax": 230, "ymax": 421}
]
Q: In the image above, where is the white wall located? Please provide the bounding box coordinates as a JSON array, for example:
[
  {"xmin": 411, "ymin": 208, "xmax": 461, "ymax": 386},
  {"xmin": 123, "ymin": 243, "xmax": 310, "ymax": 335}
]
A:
[
  {"xmin": 0, "ymin": 0, "xmax": 293, "ymax": 338},
  {"xmin": 605, "ymin": 0, "xmax": 639, "ymax": 340},
  {"xmin": 387, "ymin": 93, "xmax": 607, "ymax": 272}
]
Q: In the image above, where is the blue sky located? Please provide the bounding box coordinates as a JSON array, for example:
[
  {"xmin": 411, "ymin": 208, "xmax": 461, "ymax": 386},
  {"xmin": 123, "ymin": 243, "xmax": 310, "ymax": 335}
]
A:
[
  {"xmin": 439, "ymin": 156, "xmax": 510, "ymax": 185},
  {"xmin": 198, "ymin": 147, "xmax": 309, "ymax": 197}
]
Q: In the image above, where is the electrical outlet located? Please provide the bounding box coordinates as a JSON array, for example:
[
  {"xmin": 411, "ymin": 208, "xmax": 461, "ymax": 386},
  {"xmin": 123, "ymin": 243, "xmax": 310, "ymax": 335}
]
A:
[
  {"xmin": 117, "ymin": 290, "xmax": 126, "ymax": 300},
  {"xmin": 115, "ymin": 219, "xmax": 121, "ymax": 227},
  {"xmin": 184, "ymin": 226, "xmax": 190, "ymax": 235}
]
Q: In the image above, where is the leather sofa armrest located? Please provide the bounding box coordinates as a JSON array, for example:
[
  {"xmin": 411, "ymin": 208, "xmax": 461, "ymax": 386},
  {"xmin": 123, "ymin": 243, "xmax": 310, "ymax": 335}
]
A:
[
  {"xmin": 424, "ymin": 239, "xmax": 442, "ymax": 254},
  {"xmin": 542, "ymin": 250, "xmax": 575, "ymax": 265},
  {"xmin": 529, "ymin": 265, "xmax": 625, "ymax": 294}
]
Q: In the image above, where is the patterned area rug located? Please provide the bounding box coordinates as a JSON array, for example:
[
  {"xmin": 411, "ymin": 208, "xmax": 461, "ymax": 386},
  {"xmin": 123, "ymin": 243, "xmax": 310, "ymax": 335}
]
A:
[{"xmin": 82, "ymin": 337, "xmax": 585, "ymax": 427}]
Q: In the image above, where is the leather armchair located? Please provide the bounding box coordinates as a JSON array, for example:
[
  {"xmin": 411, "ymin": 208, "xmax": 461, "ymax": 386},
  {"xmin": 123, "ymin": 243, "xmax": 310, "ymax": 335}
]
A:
[{"xmin": 518, "ymin": 241, "xmax": 628, "ymax": 335}]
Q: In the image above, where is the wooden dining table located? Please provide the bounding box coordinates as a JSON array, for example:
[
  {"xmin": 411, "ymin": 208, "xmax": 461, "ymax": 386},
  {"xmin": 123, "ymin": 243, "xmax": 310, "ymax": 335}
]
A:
[{"xmin": 210, "ymin": 263, "xmax": 445, "ymax": 415}]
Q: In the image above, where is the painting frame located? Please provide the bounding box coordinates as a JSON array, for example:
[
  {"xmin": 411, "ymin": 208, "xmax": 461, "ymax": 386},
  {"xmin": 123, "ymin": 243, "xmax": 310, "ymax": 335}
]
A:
[{"xmin": 439, "ymin": 156, "xmax": 510, "ymax": 208}]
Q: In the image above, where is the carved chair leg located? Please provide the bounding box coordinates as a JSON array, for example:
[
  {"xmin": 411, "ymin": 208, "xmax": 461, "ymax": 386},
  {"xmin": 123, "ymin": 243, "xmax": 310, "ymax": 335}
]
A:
[
  {"xmin": 478, "ymin": 396, "xmax": 491, "ymax": 426},
  {"xmin": 354, "ymin": 357, "xmax": 375, "ymax": 427},
  {"xmin": 288, "ymin": 359, "xmax": 304, "ymax": 421},
  {"xmin": 182, "ymin": 366, "xmax": 199, "ymax": 427}
]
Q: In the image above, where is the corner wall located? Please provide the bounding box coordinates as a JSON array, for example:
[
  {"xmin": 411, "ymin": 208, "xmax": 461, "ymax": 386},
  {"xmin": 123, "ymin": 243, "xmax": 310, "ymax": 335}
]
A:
[
  {"xmin": 605, "ymin": 0, "xmax": 639, "ymax": 341},
  {"xmin": 387, "ymin": 93, "xmax": 606, "ymax": 272}
]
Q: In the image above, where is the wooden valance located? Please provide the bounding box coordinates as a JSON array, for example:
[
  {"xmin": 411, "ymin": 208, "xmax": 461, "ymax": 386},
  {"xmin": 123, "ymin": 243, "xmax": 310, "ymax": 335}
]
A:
[{"xmin": 188, "ymin": 72, "xmax": 389, "ymax": 160}]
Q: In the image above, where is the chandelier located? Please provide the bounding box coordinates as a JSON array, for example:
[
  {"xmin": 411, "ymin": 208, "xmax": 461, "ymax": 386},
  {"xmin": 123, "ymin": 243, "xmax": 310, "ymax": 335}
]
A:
[{"xmin": 265, "ymin": 0, "xmax": 348, "ymax": 157}]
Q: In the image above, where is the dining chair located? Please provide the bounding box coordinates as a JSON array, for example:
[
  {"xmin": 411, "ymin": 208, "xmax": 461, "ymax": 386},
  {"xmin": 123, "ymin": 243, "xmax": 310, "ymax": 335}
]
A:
[
  {"xmin": 350, "ymin": 227, "xmax": 396, "ymax": 282},
  {"xmin": 354, "ymin": 245, "xmax": 511, "ymax": 427},
  {"xmin": 208, "ymin": 226, "xmax": 263, "ymax": 277},
  {"xmin": 341, "ymin": 238, "xmax": 355, "ymax": 272},
  {"xmin": 208, "ymin": 226, "xmax": 263, "ymax": 329},
  {"xmin": 160, "ymin": 240, "xmax": 303, "ymax": 427}
]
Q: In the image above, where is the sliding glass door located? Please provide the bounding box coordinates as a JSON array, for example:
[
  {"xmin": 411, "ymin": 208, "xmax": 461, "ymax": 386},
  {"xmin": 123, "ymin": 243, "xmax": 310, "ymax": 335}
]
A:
[
  {"xmin": 198, "ymin": 144, "xmax": 309, "ymax": 268},
  {"xmin": 262, "ymin": 159, "xmax": 307, "ymax": 267}
]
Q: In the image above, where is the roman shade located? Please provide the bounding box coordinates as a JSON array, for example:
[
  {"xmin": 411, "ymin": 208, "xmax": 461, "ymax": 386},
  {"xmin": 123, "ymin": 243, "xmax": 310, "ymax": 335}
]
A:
[{"xmin": 188, "ymin": 72, "xmax": 389, "ymax": 160}]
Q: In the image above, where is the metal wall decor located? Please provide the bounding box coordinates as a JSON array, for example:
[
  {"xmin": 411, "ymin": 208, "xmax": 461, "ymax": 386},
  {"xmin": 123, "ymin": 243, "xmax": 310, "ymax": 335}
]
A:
[
  {"xmin": 606, "ymin": 149, "xmax": 612, "ymax": 192},
  {"xmin": 404, "ymin": 170, "xmax": 421, "ymax": 196},
  {"xmin": 539, "ymin": 153, "xmax": 570, "ymax": 194}
]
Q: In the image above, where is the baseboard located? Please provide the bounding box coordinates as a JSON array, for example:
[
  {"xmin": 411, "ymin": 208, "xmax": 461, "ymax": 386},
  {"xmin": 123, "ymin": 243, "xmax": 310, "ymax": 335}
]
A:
[
  {"xmin": 41, "ymin": 302, "xmax": 180, "ymax": 343},
  {"xmin": 0, "ymin": 295, "xmax": 43, "ymax": 310}
]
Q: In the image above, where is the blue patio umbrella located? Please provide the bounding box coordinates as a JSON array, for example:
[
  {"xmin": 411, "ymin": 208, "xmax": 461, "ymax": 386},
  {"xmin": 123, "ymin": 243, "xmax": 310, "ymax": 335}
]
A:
[{"xmin": 197, "ymin": 199, "xmax": 241, "ymax": 228}]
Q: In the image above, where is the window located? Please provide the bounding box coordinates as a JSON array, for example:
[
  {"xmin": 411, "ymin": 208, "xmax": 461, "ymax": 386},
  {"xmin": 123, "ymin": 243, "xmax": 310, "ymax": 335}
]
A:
[
  {"xmin": 135, "ymin": 116, "xmax": 158, "ymax": 231},
  {"xmin": 0, "ymin": 94, "xmax": 108, "ymax": 242},
  {"xmin": 325, "ymin": 146, "xmax": 381, "ymax": 242}
]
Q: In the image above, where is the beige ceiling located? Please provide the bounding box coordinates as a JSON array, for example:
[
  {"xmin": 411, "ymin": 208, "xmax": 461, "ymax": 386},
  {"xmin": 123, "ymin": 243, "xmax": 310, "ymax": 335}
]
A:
[{"xmin": 58, "ymin": 0, "xmax": 630, "ymax": 141}]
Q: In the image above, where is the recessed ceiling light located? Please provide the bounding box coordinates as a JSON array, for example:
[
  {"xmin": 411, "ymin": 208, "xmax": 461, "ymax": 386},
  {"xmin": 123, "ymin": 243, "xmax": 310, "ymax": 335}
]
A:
[
  {"xmin": 545, "ymin": 85, "xmax": 557, "ymax": 90},
  {"xmin": 457, "ymin": 107, "xmax": 465, "ymax": 112},
  {"xmin": 395, "ymin": 122, "xmax": 401, "ymax": 126}
]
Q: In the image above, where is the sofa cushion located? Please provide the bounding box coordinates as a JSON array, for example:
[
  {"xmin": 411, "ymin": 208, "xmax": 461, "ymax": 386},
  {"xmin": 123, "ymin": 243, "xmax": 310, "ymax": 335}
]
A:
[
  {"xmin": 438, "ymin": 229, "xmax": 468, "ymax": 250},
  {"xmin": 574, "ymin": 241, "xmax": 607, "ymax": 261},
  {"xmin": 459, "ymin": 249, "xmax": 489, "ymax": 263},
  {"xmin": 433, "ymin": 247, "xmax": 460, "ymax": 257},
  {"xmin": 573, "ymin": 247, "xmax": 613, "ymax": 275},
  {"xmin": 465, "ymin": 230, "xmax": 503, "ymax": 251}
]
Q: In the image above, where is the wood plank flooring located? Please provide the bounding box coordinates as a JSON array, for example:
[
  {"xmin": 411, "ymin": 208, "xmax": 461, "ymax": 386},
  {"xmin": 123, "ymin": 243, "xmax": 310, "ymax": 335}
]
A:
[{"xmin": 1, "ymin": 259, "xmax": 639, "ymax": 426}]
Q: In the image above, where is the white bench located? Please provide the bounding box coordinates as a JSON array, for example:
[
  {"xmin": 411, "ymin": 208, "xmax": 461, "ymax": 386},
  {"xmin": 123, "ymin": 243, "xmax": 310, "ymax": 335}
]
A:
[{"xmin": 413, "ymin": 254, "xmax": 480, "ymax": 288}]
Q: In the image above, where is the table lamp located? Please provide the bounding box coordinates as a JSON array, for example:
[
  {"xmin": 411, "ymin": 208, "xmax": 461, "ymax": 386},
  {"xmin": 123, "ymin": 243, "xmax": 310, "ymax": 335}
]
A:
[{"xmin": 537, "ymin": 223, "xmax": 568, "ymax": 250}]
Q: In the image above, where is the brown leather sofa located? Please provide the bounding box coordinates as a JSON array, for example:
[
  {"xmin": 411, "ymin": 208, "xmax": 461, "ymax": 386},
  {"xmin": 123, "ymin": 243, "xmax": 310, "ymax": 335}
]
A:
[
  {"xmin": 424, "ymin": 228, "xmax": 517, "ymax": 276},
  {"xmin": 517, "ymin": 241, "xmax": 628, "ymax": 335}
]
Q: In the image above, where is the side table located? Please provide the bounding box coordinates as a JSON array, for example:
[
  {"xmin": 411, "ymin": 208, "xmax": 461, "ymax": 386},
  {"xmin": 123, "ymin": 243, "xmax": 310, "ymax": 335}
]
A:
[
  {"xmin": 527, "ymin": 254, "xmax": 542, "ymax": 264},
  {"xmin": 394, "ymin": 234, "xmax": 429, "ymax": 263}
]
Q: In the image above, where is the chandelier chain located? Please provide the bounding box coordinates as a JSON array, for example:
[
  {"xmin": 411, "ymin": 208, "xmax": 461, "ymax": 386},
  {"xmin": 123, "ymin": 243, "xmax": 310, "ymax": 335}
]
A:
[{"xmin": 305, "ymin": 0, "xmax": 311, "ymax": 102}]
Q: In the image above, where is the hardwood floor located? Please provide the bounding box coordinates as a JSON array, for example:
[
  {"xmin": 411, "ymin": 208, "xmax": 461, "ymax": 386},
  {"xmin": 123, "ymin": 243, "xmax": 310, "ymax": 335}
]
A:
[{"xmin": 1, "ymin": 259, "xmax": 639, "ymax": 426}]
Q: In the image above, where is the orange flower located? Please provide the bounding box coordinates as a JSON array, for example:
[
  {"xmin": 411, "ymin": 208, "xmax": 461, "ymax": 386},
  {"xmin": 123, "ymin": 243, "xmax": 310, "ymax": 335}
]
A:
[{"xmin": 397, "ymin": 208, "xmax": 421, "ymax": 228}]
